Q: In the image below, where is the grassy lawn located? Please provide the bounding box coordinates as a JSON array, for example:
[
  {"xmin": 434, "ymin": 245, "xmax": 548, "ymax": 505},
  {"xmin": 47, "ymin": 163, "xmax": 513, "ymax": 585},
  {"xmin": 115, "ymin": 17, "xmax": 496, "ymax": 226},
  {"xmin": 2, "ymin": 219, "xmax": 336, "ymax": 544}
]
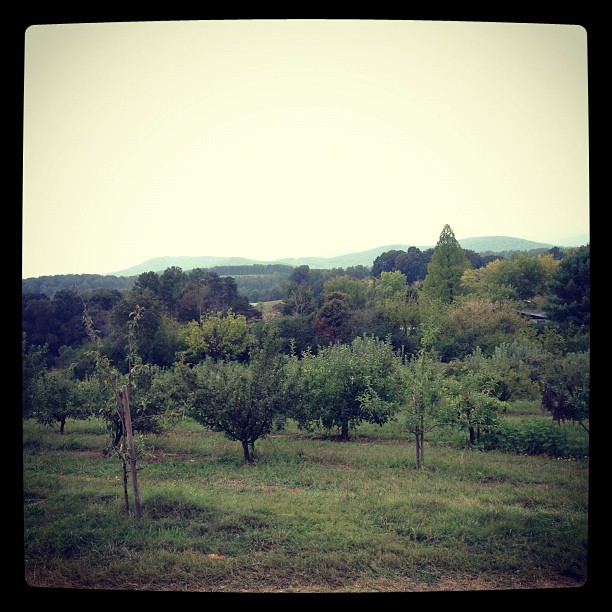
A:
[{"xmin": 22, "ymin": 410, "xmax": 589, "ymax": 593}]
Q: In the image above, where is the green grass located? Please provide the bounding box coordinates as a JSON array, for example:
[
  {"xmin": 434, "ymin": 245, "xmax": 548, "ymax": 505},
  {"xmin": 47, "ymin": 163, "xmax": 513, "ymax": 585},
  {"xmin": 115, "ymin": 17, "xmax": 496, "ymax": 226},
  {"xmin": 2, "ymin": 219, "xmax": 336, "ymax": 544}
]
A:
[{"xmin": 22, "ymin": 411, "xmax": 589, "ymax": 593}]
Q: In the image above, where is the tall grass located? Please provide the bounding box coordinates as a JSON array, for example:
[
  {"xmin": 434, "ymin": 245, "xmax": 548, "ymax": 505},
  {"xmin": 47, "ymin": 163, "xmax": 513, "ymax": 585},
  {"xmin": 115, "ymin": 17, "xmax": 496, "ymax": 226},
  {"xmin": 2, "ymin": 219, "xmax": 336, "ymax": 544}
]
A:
[{"xmin": 22, "ymin": 411, "xmax": 589, "ymax": 592}]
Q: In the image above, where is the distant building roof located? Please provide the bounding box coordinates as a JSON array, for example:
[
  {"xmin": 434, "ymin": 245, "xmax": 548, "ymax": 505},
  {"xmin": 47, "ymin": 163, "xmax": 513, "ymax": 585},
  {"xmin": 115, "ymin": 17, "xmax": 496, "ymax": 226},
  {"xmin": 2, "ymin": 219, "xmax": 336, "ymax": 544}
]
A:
[{"xmin": 518, "ymin": 309, "xmax": 549, "ymax": 322}]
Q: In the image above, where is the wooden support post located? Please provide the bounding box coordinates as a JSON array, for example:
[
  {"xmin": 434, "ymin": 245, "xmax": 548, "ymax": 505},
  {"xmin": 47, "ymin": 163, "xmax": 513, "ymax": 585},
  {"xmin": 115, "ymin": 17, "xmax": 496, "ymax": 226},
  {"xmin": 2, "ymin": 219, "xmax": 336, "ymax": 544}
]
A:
[{"xmin": 122, "ymin": 385, "xmax": 142, "ymax": 520}]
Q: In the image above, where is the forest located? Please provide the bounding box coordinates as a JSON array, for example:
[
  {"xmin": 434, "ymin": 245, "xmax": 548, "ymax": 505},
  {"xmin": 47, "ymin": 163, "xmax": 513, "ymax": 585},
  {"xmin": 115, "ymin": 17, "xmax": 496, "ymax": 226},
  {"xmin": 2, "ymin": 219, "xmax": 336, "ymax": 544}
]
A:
[{"xmin": 22, "ymin": 224, "xmax": 590, "ymax": 465}]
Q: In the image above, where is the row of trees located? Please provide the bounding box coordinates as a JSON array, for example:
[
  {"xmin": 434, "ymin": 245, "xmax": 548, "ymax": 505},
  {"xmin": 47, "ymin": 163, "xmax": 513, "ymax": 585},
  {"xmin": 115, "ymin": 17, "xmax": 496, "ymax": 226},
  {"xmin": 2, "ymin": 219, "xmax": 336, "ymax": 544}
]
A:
[
  {"xmin": 23, "ymin": 322, "xmax": 589, "ymax": 465},
  {"xmin": 22, "ymin": 225, "xmax": 590, "ymax": 516}
]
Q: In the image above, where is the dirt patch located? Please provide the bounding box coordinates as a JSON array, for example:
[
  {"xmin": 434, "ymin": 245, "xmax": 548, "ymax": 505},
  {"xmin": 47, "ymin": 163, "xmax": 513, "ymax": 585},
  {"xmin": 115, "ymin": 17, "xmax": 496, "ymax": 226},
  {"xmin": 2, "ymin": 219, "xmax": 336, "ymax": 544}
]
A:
[
  {"xmin": 24, "ymin": 573, "xmax": 586, "ymax": 593},
  {"xmin": 255, "ymin": 575, "xmax": 585, "ymax": 593}
]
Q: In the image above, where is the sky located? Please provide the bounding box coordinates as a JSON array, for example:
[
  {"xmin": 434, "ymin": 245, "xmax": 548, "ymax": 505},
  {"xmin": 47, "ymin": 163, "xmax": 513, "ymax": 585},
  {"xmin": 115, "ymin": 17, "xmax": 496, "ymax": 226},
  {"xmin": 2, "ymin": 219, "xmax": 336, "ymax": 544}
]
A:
[{"xmin": 22, "ymin": 19, "xmax": 590, "ymax": 278}]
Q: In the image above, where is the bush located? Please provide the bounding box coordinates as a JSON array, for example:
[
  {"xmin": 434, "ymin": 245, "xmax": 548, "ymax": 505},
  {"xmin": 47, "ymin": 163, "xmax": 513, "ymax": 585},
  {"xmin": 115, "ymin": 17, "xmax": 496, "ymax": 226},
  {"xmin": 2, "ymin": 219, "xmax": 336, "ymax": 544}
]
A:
[{"xmin": 477, "ymin": 418, "xmax": 588, "ymax": 458}]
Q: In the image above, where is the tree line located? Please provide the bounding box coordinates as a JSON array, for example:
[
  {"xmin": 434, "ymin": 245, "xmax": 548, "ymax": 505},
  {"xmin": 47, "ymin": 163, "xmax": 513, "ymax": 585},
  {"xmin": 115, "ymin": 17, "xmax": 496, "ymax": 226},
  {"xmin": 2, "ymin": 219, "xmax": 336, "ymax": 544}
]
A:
[
  {"xmin": 21, "ymin": 246, "xmax": 561, "ymax": 300},
  {"xmin": 22, "ymin": 225, "xmax": 590, "ymax": 487}
]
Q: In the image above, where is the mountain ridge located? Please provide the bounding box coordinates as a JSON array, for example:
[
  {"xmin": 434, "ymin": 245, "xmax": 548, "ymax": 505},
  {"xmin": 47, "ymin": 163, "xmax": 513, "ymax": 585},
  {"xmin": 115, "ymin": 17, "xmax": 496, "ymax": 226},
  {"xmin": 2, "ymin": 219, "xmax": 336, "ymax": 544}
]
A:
[{"xmin": 106, "ymin": 235, "xmax": 583, "ymax": 277}]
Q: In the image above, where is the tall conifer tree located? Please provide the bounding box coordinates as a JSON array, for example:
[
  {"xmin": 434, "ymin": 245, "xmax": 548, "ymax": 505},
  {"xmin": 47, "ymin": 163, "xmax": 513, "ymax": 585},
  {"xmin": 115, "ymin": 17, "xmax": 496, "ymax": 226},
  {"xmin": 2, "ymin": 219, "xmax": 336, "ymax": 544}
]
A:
[{"xmin": 422, "ymin": 224, "xmax": 470, "ymax": 304}]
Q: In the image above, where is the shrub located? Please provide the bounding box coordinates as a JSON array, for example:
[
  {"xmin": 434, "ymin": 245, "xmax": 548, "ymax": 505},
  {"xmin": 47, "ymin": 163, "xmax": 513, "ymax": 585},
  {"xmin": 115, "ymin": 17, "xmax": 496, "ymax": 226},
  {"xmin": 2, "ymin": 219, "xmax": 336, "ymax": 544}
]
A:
[{"xmin": 477, "ymin": 418, "xmax": 588, "ymax": 457}]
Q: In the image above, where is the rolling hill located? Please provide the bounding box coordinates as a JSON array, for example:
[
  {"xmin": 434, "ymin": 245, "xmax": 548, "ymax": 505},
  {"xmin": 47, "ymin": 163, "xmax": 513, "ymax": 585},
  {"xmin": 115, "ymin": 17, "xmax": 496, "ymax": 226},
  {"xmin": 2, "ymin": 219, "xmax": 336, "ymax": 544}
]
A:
[{"xmin": 108, "ymin": 236, "xmax": 561, "ymax": 277}]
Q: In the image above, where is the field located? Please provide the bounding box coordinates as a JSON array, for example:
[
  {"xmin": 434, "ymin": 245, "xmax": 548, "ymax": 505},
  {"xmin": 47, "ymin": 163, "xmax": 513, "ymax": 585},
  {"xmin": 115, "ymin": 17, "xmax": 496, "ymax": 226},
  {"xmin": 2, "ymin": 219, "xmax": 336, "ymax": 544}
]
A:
[{"xmin": 22, "ymin": 405, "xmax": 590, "ymax": 594}]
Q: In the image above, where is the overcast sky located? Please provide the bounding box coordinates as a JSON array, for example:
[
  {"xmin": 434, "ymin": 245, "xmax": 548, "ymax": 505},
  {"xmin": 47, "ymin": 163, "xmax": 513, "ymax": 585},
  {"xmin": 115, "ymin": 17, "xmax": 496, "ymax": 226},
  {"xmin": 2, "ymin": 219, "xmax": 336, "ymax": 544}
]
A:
[{"xmin": 22, "ymin": 19, "xmax": 589, "ymax": 278}]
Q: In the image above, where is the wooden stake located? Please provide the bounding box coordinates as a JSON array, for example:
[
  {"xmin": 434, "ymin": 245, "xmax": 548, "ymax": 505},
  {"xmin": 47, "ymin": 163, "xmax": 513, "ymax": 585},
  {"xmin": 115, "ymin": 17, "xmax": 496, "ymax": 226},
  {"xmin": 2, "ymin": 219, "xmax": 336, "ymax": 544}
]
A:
[{"xmin": 123, "ymin": 384, "xmax": 142, "ymax": 520}]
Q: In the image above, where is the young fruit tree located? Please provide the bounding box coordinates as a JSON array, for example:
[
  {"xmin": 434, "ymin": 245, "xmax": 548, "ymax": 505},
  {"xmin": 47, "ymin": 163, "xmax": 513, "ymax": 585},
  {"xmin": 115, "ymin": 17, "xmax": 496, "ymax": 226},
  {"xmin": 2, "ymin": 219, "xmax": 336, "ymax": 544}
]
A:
[
  {"xmin": 83, "ymin": 304, "xmax": 144, "ymax": 520},
  {"xmin": 401, "ymin": 351, "xmax": 446, "ymax": 469},
  {"xmin": 444, "ymin": 370, "xmax": 507, "ymax": 446},
  {"xmin": 534, "ymin": 349, "xmax": 590, "ymax": 433},
  {"xmin": 292, "ymin": 335, "xmax": 405, "ymax": 441},
  {"xmin": 185, "ymin": 350, "xmax": 290, "ymax": 463},
  {"xmin": 29, "ymin": 365, "xmax": 92, "ymax": 434}
]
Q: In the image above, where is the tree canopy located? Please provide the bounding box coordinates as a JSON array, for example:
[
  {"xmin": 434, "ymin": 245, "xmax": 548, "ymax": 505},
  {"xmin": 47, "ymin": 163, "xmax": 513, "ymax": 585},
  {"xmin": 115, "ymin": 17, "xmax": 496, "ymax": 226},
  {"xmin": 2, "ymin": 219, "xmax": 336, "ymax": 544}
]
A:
[
  {"xmin": 545, "ymin": 244, "xmax": 590, "ymax": 328},
  {"xmin": 291, "ymin": 335, "xmax": 405, "ymax": 441},
  {"xmin": 421, "ymin": 225, "xmax": 471, "ymax": 304}
]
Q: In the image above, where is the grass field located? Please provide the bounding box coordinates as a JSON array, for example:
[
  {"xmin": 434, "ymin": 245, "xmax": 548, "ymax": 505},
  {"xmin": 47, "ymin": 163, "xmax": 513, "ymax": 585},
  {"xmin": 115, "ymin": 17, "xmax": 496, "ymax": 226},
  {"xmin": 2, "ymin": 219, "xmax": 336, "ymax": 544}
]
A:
[{"xmin": 22, "ymin": 405, "xmax": 590, "ymax": 594}]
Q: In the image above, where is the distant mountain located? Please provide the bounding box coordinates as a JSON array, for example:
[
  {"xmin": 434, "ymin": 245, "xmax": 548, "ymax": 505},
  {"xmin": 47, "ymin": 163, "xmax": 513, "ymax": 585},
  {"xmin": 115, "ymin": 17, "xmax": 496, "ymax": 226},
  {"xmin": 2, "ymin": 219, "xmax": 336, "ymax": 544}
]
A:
[
  {"xmin": 458, "ymin": 236, "xmax": 554, "ymax": 253},
  {"xmin": 273, "ymin": 244, "xmax": 415, "ymax": 270},
  {"xmin": 108, "ymin": 246, "xmax": 414, "ymax": 276},
  {"xmin": 109, "ymin": 255, "xmax": 274, "ymax": 277},
  {"xmin": 109, "ymin": 236, "xmax": 569, "ymax": 276}
]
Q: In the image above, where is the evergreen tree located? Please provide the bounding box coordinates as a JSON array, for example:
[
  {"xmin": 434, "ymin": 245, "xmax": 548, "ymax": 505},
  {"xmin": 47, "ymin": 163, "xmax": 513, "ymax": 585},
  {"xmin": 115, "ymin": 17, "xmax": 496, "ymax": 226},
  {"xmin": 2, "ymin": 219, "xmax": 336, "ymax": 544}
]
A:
[
  {"xmin": 422, "ymin": 224, "xmax": 470, "ymax": 304},
  {"xmin": 544, "ymin": 244, "xmax": 590, "ymax": 328}
]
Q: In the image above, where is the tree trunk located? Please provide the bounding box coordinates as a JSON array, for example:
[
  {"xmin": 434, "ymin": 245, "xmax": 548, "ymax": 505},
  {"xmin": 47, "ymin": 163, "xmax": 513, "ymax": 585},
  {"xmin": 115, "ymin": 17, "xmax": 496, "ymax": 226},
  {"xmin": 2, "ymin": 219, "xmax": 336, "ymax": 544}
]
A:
[
  {"xmin": 59, "ymin": 416, "xmax": 66, "ymax": 434},
  {"xmin": 113, "ymin": 412, "xmax": 130, "ymax": 513},
  {"xmin": 123, "ymin": 385, "xmax": 142, "ymax": 520},
  {"xmin": 419, "ymin": 432, "xmax": 424, "ymax": 467},
  {"xmin": 554, "ymin": 395, "xmax": 565, "ymax": 424},
  {"xmin": 121, "ymin": 454, "xmax": 130, "ymax": 513},
  {"xmin": 469, "ymin": 426, "xmax": 476, "ymax": 445},
  {"xmin": 113, "ymin": 419, "xmax": 123, "ymax": 447},
  {"xmin": 340, "ymin": 418, "xmax": 350, "ymax": 441},
  {"xmin": 419, "ymin": 415, "xmax": 425, "ymax": 467},
  {"xmin": 242, "ymin": 440, "xmax": 253, "ymax": 463},
  {"xmin": 415, "ymin": 430, "xmax": 421, "ymax": 470}
]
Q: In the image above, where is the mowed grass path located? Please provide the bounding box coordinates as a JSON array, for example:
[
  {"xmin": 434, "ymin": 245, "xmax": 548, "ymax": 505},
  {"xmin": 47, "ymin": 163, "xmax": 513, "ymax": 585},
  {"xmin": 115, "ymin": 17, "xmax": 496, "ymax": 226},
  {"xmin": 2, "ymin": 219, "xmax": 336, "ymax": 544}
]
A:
[{"xmin": 22, "ymin": 415, "xmax": 589, "ymax": 593}]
